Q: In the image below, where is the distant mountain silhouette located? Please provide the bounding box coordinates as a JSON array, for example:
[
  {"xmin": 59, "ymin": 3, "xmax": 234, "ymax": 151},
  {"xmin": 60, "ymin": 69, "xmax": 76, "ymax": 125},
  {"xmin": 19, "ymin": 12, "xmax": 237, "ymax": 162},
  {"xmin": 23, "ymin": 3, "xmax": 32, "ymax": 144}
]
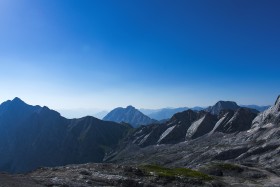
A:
[
  {"xmin": 0, "ymin": 98, "xmax": 131, "ymax": 173},
  {"xmin": 240, "ymin": 105, "xmax": 270, "ymax": 112},
  {"xmin": 145, "ymin": 107, "xmax": 189, "ymax": 120},
  {"xmin": 103, "ymin": 106, "xmax": 157, "ymax": 127},
  {"xmin": 140, "ymin": 107, "xmax": 204, "ymax": 121},
  {"xmin": 93, "ymin": 110, "xmax": 109, "ymax": 119}
]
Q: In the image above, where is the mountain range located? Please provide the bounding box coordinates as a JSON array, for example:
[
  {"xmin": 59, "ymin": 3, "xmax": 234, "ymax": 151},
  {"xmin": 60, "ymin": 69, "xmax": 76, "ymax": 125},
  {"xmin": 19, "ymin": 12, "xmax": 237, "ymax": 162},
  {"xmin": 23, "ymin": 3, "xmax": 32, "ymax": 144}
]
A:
[
  {"xmin": 103, "ymin": 103, "xmax": 269, "ymax": 124},
  {"xmin": 140, "ymin": 107, "xmax": 203, "ymax": 120},
  {"xmin": 240, "ymin": 104, "xmax": 270, "ymax": 112},
  {"xmin": 108, "ymin": 103, "xmax": 258, "ymax": 148},
  {"xmin": 0, "ymin": 96, "xmax": 279, "ymax": 186},
  {"xmin": 106, "ymin": 96, "xmax": 280, "ymax": 176},
  {"xmin": 0, "ymin": 98, "xmax": 131, "ymax": 173}
]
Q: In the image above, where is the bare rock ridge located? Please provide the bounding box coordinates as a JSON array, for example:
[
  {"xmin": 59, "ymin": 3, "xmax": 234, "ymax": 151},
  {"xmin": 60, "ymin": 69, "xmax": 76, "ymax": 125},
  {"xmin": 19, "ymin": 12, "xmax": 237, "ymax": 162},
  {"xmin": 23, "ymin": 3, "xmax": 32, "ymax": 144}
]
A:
[
  {"xmin": 103, "ymin": 105, "xmax": 157, "ymax": 127},
  {"xmin": 116, "ymin": 103, "xmax": 258, "ymax": 148},
  {"xmin": 252, "ymin": 94, "xmax": 280, "ymax": 128},
  {"xmin": 140, "ymin": 104, "xmax": 266, "ymax": 121},
  {"xmin": 211, "ymin": 108, "xmax": 258, "ymax": 134},
  {"xmin": 106, "ymin": 95, "xmax": 280, "ymax": 179}
]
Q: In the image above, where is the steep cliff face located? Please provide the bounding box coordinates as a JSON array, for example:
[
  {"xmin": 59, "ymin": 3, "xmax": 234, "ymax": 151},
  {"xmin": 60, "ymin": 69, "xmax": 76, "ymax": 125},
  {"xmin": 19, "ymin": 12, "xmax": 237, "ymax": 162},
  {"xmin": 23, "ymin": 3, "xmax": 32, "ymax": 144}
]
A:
[{"xmin": 252, "ymin": 95, "xmax": 280, "ymax": 128}]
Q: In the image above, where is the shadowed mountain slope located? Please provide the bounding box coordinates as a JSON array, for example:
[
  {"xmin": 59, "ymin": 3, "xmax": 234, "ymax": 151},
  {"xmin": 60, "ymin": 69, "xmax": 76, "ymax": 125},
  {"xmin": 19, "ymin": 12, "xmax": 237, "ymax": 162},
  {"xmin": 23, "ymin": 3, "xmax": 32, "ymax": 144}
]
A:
[{"xmin": 0, "ymin": 98, "xmax": 131, "ymax": 173}]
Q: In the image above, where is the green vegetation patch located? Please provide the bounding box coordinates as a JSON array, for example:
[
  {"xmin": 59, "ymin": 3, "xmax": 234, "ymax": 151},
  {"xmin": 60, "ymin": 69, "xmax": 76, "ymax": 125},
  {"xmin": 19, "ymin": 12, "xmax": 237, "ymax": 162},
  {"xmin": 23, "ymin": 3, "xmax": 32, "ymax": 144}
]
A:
[{"xmin": 140, "ymin": 165, "xmax": 213, "ymax": 181}]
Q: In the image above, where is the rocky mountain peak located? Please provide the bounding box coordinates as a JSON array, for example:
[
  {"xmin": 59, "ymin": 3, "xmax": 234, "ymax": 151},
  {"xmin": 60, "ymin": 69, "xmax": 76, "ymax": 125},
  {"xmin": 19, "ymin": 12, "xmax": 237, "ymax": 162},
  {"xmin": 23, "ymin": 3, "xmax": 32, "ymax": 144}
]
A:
[
  {"xmin": 275, "ymin": 95, "xmax": 280, "ymax": 106},
  {"xmin": 103, "ymin": 106, "xmax": 156, "ymax": 127},
  {"xmin": 216, "ymin": 101, "xmax": 238, "ymax": 108},
  {"xmin": 126, "ymin": 105, "xmax": 136, "ymax": 110},
  {"xmin": 205, "ymin": 101, "xmax": 240, "ymax": 115},
  {"xmin": 170, "ymin": 109, "xmax": 197, "ymax": 122},
  {"xmin": 11, "ymin": 97, "xmax": 26, "ymax": 105}
]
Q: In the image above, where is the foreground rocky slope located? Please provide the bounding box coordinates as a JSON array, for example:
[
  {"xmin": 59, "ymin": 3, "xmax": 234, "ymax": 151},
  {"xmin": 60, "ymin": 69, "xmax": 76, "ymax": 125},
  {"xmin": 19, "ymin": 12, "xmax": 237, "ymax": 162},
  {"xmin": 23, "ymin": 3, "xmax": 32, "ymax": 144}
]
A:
[{"xmin": 1, "ymin": 162, "xmax": 280, "ymax": 187}]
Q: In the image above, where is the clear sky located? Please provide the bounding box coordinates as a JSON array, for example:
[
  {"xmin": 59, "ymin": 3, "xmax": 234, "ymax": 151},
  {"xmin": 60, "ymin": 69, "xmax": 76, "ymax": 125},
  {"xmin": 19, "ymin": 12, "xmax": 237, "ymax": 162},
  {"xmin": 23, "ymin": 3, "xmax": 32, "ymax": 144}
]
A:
[{"xmin": 0, "ymin": 0, "xmax": 279, "ymax": 118}]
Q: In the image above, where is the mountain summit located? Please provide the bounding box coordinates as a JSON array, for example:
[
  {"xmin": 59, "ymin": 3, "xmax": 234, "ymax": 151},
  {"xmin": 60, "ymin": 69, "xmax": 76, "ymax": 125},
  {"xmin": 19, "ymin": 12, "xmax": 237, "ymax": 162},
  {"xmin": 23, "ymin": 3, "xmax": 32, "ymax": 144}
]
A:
[
  {"xmin": 103, "ymin": 106, "xmax": 157, "ymax": 127},
  {"xmin": 12, "ymin": 97, "xmax": 25, "ymax": 103},
  {"xmin": 205, "ymin": 101, "xmax": 240, "ymax": 115}
]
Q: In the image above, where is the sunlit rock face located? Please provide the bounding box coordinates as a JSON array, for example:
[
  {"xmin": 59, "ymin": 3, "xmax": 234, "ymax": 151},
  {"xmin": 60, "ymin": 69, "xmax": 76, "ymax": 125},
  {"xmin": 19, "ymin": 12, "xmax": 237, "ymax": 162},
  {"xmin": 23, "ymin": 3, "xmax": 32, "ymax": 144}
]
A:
[{"xmin": 252, "ymin": 95, "xmax": 280, "ymax": 128}]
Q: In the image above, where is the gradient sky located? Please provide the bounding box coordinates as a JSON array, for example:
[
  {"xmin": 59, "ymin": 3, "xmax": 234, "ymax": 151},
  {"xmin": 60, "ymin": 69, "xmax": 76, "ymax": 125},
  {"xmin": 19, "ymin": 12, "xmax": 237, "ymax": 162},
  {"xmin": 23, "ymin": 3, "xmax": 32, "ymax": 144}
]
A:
[{"xmin": 0, "ymin": 0, "xmax": 279, "ymax": 118}]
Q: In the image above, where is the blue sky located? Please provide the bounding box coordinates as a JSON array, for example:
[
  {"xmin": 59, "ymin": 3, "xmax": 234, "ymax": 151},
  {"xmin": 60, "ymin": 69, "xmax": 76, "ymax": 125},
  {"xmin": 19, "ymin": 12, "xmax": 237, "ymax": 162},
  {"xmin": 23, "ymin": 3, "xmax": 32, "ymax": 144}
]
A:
[{"xmin": 0, "ymin": 0, "xmax": 279, "ymax": 117}]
